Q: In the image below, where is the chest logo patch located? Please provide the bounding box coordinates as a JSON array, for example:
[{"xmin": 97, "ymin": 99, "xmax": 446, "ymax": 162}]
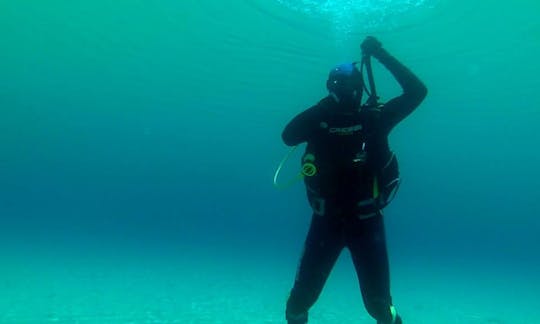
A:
[{"xmin": 328, "ymin": 124, "xmax": 363, "ymax": 135}]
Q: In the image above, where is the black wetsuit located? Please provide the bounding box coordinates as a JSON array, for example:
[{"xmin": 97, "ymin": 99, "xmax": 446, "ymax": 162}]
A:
[{"xmin": 282, "ymin": 49, "xmax": 427, "ymax": 324}]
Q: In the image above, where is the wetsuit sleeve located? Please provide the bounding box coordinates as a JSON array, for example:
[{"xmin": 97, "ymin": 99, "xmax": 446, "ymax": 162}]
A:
[
  {"xmin": 281, "ymin": 106, "xmax": 320, "ymax": 146},
  {"xmin": 375, "ymin": 49, "xmax": 428, "ymax": 131}
]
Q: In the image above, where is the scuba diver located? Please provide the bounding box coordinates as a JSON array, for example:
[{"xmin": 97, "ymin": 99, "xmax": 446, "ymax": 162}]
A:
[{"xmin": 281, "ymin": 37, "xmax": 428, "ymax": 324}]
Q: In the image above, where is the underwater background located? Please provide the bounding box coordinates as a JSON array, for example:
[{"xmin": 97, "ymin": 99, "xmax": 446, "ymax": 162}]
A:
[{"xmin": 1, "ymin": 0, "xmax": 539, "ymax": 323}]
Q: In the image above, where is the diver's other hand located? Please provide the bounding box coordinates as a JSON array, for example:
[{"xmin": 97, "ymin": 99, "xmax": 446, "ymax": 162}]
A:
[{"xmin": 361, "ymin": 36, "xmax": 383, "ymax": 57}]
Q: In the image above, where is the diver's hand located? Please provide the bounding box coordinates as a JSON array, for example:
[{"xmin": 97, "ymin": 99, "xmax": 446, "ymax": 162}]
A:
[{"xmin": 361, "ymin": 36, "xmax": 383, "ymax": 57}]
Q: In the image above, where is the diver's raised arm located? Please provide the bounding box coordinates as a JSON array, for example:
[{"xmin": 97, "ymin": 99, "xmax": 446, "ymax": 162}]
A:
[{"xmin": 361, "ymin": 37, "xmax": 428, "ymax": 130}]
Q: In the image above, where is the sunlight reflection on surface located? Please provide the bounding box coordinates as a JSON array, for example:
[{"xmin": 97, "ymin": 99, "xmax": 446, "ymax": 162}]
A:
[{"xmin": 275, "ymin": 0, "xmax": 440, "ymax": 34}]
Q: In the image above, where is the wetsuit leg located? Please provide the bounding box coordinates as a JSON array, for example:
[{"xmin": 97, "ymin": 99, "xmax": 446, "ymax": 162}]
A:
[
  {"xmin": 346, "ymin": 213, "xmax": 401, "ymax": 324},
  {"xmin": 286, "ymin": 215, "xmax": 344, "ymax": 324}
]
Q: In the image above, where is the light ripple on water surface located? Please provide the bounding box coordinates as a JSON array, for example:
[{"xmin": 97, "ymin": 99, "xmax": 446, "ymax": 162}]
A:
[{"xmin": 246, "ymin": 0, "xmax": 443, "ymax": 37}]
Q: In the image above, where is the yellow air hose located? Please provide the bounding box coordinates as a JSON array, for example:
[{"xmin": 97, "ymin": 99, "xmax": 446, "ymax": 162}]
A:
[{"xmin": 273, "ymin": 146, "xmax": 317, "ymax": 189}]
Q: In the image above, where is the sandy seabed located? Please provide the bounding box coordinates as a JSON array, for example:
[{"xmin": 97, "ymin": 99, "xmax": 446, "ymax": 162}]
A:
[{"xmin": 1, "ymin": 250, "xmax": 538, "ymax": 324}]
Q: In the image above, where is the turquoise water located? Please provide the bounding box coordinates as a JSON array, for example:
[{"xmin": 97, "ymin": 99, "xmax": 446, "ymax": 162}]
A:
[{"xmin": 1, "ymin": 0, "xmax": 539, "ymax": 323}]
